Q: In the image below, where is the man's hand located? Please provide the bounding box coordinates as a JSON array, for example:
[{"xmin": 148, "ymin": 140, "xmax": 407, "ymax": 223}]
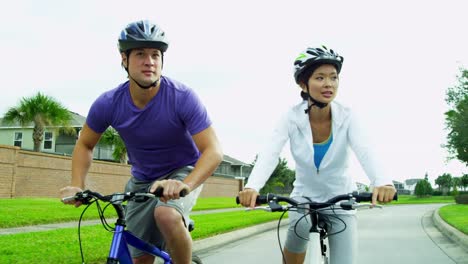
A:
[
  {"xmin": 372, "ymin": 185, "xmax": 397, "ymax": 206},
  {"xmin": 238, "ymin": 188, "xmax": 259, "ymax": 208},
  {"xmin": 59, "ymin": 186, "xmax": 83, "ymax": 207},
  {"xmin": 149, "ymin": 179, "xmax": 191, "ymax": 203}
]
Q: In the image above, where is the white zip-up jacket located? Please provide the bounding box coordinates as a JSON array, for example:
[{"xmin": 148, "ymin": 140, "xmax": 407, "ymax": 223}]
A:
[{"xmin": 245, "ymin": 100, "xmax": 393, "ymax": 203}]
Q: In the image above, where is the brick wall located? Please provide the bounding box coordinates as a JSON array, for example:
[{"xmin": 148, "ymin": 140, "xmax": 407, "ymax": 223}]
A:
[{"xmin": 0, "ymin": 145, "xmax": 242, "ymax": 198}]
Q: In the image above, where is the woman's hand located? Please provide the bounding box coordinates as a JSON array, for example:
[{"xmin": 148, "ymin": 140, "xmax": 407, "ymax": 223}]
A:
[
  {"xmin": 238, "ymin": 188, "xmax": 259, "ymax": 208},
  {"xmin": 372, "ymin": 185, "xmax": 397, "ymax": 206}
]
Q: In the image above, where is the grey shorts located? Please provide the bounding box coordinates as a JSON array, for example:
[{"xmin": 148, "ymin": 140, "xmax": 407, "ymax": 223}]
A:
[
  {"xmin": 124, "ymin": 166, "xmax": 201, "ymax": 258},
  {"xmin": 285, "ymin": 197, "xmax": 357, "ymax": 264}
]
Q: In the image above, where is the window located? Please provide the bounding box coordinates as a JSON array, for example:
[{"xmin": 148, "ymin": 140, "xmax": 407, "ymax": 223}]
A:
[
  {"xmin": 14, "ymin": 132, "xmax": 22, "ymax": 147},
  {"xmin": 44, "ymin": 131, "xmax": 53, "ymax": 150}
]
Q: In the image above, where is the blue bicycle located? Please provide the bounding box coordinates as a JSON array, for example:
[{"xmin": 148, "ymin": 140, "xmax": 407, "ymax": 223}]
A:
[{"xmin": 63, "ymin": 189, "xmax": 203, "ymax": 264}]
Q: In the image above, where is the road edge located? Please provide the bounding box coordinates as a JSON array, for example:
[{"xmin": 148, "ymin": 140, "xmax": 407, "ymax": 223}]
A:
[{"xmin": 432, "ymin": 207, "xmax": 468, "ymax": 252}]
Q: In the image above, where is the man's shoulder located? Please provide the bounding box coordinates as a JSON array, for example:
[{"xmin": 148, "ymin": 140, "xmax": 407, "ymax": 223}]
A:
[
  {"xmin": 162, "ymin": 76, "xmax": 192, "ymax": 93},
  {"xmin": 96, "ymin": 81, "xmax": 129, "ymax": 103}
]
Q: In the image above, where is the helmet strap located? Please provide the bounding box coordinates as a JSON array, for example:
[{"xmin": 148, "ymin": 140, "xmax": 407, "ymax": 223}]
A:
[
  {"xmin": 124, "ymin": 51, "xmax": 163, "ymax": 90},
  {"xmin": 304, "ymin": 84, "xmax": 328, "ymax": 114},
  {"xmin": 129, "ymin": 75, "xmax": 160, "ymax": 89}
]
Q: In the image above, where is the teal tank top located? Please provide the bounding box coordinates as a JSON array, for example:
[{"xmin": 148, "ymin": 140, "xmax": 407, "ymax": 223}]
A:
[{"xmin": 313, "ymin": 132, "xmax": 333, "ymax": 169}]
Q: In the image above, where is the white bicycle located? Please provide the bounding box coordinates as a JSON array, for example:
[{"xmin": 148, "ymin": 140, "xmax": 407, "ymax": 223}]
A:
[{"xmin": 236, "ymin": 191, "xmax": 397, "ymax": 264}]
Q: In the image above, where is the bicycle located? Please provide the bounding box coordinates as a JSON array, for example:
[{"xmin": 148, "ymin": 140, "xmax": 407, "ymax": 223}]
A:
[
  {"xmin": 236, "ymin": 191, "xmax": 397, "ymax": 264},
  {"xmin": 62, "ymin": 188, "xmax": 203, "ymax": 264}
]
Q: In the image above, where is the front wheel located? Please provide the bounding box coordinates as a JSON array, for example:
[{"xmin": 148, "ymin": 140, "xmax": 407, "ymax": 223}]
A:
[
  {"xmin": 191, "ymin": 255, "xmax": 203, "ymax": 264},
  {"xmin": 322, "ymin": 255, "xmax": 329, "ymax": 264}
]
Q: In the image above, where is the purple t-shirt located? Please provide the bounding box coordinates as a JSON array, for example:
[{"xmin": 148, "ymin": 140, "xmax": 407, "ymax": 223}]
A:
[{"xmin": 86, "ymin": 76, "xmax": 212, "ymax": 181}]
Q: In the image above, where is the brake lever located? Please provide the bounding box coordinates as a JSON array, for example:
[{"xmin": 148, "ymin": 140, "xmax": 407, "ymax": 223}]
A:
[
  {"xmin": 352, "ymin": 203, "xmax": 383, "ymax": 209},
  {"xmin": 246, "ymin": 206, "xmax": 273, "ymax": 212},
  {"xmin": 246, "ymin": 204, "xmax": 289, "ymax": 212},
  {"xmin": 133, "ymin": 192, "xmax": 156, "ymax": 203}
]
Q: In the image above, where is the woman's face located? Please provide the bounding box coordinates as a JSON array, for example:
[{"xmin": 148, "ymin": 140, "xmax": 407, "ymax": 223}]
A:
[{"xmin": 301, "ymin": 64, "xmax": 339, "ymax": 104}]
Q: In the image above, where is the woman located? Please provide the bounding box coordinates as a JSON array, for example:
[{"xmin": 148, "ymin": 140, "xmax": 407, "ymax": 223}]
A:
[{"xmin": 238, "ymin": 45, "xmax": 396, "ymax": 264}]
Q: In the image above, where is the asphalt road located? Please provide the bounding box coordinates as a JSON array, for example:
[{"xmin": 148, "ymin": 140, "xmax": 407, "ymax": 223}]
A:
[{"xmin": 197, "ymin": 204, "xmax": 468, "ymax": 264}]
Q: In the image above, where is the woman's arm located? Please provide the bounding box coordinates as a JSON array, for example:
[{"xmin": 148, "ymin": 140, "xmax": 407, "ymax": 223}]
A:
[
  {"xmin": 348, "ymin": 111, "xmax": 396, "ymax": 204},
  {"xmin": 239, "ymin": 114, "xmax": 290, "ymax": 207}
]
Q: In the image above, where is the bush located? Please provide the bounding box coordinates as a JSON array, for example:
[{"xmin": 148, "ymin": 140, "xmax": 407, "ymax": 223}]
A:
[
  {"xmin": 432, "ymin": 191, "xmax": 443, "ymax": 196},
  {"xmin": 455, "ymin": 194, "xmax": 468, "ymax": 204},
  {"xmin": 415, "ymin": 180, "xmax": 433, "ymax": 197}
]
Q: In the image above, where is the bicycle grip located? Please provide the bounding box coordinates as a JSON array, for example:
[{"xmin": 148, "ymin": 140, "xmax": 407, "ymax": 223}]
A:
[
  {"xmin": 152, "ymin": 187, "xmax": 187, "ymax": 197},
  {"xmin": 354, "ymin": 192, "xmax": 398, "ymax": 202},
  {"xmin": 235, "ymin": 195, "xmax": 269, "ymax": 205}
]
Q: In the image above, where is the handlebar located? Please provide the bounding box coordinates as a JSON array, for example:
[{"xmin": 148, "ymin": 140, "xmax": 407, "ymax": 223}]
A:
[
  {"xmin": 61, "ymin": 187, "xmax": 187, "ymax": 204},
  {"xmin": 236, "ymin": 191, "xmax": 398, "ymax": 212}
]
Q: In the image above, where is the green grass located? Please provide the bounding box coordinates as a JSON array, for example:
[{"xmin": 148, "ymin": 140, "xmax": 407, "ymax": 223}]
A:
[
  {"xmin": 0, "ymin": 210, "xmax": 286, "ymax": 264},
  {"xmin": 0, "ymin": 194, "xmax": 464, "ymax": 263},
  {"xmin": 0, "ymin": 197, "xmax": 241, "ymax": 228},
  {"xmin": 438, "ymin": 204, "xmax": 468, "ymax": 235},
  {"xmin": 192, "ymin": 197, "xmax": 241, "ymax": 211},
  {"xmin": 392, "ymin": 195, "xmax": 455, "ymax": 204}
]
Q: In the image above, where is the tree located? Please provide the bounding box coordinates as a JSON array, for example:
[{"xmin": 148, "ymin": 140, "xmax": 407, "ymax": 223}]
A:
[
  {"xmin": 452, "ymin": 177, "xmax": 462, "ymax": 192},
  {"xmin": 2, "ymin": 92, "xmax": 74, "ymax": 152},
  {"xmin": 99, "ymin": 127, "xmax": 128, "ymax": 163},
  {"xmin": 444, "ymin": 67, "xmax": 468, "ymax": 165},
  {"xmin": 461, "ymin": 174, "xmax": 468, "ymax": 191},
  {"xmin": 414, "ymin": 173, "xmax": 433, "ymax": 197},
  {"xmin": 435, "ymin": 173, "xmax": 453, "ymax": 195},
  {"xmin": 259, "ymin": 157, "xmax": 295, "ymax": 194}
]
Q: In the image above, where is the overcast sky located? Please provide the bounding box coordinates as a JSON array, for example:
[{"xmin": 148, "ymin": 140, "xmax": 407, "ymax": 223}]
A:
[{"xmin": 1, "ymin": 0, "xmax": 467, "ymax": 185}]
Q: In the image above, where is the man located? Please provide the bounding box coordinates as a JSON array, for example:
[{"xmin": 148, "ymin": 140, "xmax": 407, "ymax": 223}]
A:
[{"xmin": 60, "ymin": 20, "xmax": 223, "ymax": 264}]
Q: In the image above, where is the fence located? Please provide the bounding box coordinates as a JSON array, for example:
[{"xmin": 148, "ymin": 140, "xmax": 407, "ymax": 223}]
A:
[{"xmin": 0, "ymin": 145, "xmax": 243, "ymax": 198}]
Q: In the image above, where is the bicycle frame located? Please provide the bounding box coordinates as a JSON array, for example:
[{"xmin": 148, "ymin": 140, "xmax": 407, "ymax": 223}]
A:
[
  {"xmin": 304, "ymin": 210, "xmax": 328, "ymax": 264},
  {"xmin": 64, "ymin": 191, "xmax": 176, "ymax": 264},
  {"xmin": 107, "ymin": 224, "xmax": 172, "ymax": 264},
  {"xmin": 236, "ymin": 191, "xmax": 397, "ymax": 264}
]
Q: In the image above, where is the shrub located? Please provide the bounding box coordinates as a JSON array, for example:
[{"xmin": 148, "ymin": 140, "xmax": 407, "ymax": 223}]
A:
[
  {"xmin": 415, "ymin": 180, "xmax": 433, "ymax": 197},
  {"xmin": 455, "ymin": 194, "xmax": 468, "ymax": 204}
]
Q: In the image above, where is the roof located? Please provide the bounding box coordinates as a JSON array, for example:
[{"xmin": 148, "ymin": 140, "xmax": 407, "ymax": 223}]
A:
[
  {"xmin": 0, "ymin": 111, "xmax": 86, "ymax": 128},
  {"xmin": 405, "ymin": 178, "xmax": 423, "ymax": 185},
  {"xmin": 222, "ymin": 154, "xmax": 251, "ymax": 166}
]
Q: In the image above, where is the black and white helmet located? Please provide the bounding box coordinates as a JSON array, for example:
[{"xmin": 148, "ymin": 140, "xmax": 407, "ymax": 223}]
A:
[
  {"xmin": 293, "ymin": 45, "xmax": 344, "ymax": 84},
  {"xmin": 118, "ymin": 20, "xmax": 169, "ymax": 53}
]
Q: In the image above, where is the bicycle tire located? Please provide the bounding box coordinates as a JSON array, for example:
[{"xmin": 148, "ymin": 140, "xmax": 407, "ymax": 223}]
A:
[
  {"xmin": 191, "ymin": 254, "xmax": 203, "ymax": 264},
  {"xmin": 322, "ymin": 255, "xmax": 329, "ymax": 264}
]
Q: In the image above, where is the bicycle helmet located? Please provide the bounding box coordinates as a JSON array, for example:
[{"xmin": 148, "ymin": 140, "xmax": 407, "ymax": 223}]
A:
[
  {"xmin": 118, "ymin": 20, "xmax": 169, "ymax": 53},
  {"xmin": 293, "ymin": 45, "xmax": 344, "ymax": 84}
]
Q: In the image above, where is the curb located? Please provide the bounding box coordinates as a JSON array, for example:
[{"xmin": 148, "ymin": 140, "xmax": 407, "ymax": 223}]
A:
[
  {"xmin": 432, "ymin": 208, "xmax": 468, "ymax": 252},
  {"xmin": 193, "ymin": 220, "xmax": 288, "ymax": 254}
]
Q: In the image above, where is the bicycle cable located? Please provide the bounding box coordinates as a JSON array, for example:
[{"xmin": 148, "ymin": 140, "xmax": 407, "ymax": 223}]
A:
[{"xmin": 77, "ymin": 198, "xmax": 97, "ymax": 264}]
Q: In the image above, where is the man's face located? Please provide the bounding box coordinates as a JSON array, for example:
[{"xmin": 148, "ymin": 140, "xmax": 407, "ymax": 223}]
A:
[{"xmin": 122, "ymin": 48, "xmax": 162, "ymax": 86}]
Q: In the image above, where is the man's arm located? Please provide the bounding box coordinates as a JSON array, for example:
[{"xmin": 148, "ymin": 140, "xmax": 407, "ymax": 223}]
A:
[
  {"xmin": 149, "ymin": 126, "xmax": 223, "ymax": 201},
  {"xmin": 184, "ymin": 126, "xmax": 223, "ymax": 191},
  {"xmin": 60, "ymin": 123, "xmax": 102, "ymax": 204}
]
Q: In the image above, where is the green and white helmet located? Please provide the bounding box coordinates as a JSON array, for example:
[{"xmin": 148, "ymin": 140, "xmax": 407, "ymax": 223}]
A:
[{"xmin": 293, "ymin": 45, "xmax": 344, "ymax": 84}]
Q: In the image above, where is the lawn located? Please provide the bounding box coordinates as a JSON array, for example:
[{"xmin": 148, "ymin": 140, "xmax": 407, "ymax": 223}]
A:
[
  {"xmin": 0, "ymin": 210, "xmax": 286, "ymax": 264},
  {"xmin": 392, "ymin": 195, "xmax": 455, "ymax": 204},
  {"xmin": 438, "ymin": 204, "xmax": 468, "ymax": 235},
  {"xmin": 0, "ymin": 196, "xmax": 241, "ymax": 228},
  {"xmin": 0, "ymin": 194, "xmax": 465, "ymax": 263}
]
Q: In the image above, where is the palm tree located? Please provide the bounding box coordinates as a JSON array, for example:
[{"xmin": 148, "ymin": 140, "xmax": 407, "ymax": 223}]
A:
[
  {"xmin": 100, "ymin": 127, "xmax": 128, "ymax": 163},
  {"xmin": 2, "ymin": 92, "xmax": 74, "ymax": 152}
]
